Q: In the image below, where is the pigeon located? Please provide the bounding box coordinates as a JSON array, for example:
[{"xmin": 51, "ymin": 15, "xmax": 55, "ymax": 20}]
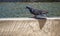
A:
[{"xmin": 26, "ymin": 6, "xmax": 48, "ymax": 19}]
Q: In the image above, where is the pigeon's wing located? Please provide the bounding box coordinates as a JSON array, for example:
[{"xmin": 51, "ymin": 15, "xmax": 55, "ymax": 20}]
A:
[
  {"xmin": 28, "ymin": 8, "xmax": 38, "ymax": 15},
  {"xmin": 33, "ymin": 9, "xmax": 43, "ymax": 15},
  {"xmin": 31, "ymin": 9, "xmax": 48, "ymax": 15}
]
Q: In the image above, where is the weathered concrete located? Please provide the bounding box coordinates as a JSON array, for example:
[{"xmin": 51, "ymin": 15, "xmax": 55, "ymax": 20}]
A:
[{"xmin": 0, "ymin": 18, "xmax": 60, "ymax": 36}]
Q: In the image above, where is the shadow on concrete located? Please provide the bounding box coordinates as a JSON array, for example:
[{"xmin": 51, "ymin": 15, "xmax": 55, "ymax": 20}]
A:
[
  {"xmin": 31, "ymin": 17, "xmax": 47, "ymax": 29},
  {"xmin": 37, "ymin": 18, "xmax": 47, "ymax": 29}
]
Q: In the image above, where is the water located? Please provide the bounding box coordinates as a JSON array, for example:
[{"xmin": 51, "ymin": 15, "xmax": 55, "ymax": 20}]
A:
[{"xmin": 0, "ymin": 2, "xmax": 60, "ymax": 18}]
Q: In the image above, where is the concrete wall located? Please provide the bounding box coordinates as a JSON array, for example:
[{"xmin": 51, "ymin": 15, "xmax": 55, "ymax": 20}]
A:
[{"xmin": 0, "ymin": 18, "xmax": 60, "ymax": 36}]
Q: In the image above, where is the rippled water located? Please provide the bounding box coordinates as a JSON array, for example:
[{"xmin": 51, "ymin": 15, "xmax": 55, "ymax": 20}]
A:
[{"xmin": 0, "ymin": 2, "xmax": 60, "ymax": 18}]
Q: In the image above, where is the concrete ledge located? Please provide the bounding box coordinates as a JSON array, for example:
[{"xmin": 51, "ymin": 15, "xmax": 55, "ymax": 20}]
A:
[
  {"xmin": 0, "ymin": 18, "xmax": 60, "ymax": 36},
  {"xmin": 0, "ymin": 17, "xmax": 60, "ymax": 20}
]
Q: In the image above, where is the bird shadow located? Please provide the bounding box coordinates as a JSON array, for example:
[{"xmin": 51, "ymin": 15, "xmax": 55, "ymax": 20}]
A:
[{"xmin": 35, "ymin": 18, "xmax": 47, "ymax": 30}]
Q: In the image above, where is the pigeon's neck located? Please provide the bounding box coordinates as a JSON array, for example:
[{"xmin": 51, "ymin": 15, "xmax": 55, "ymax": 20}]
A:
[{"xmin": 26, "ymin": 7, "xmax": 32, "ymax": 12}]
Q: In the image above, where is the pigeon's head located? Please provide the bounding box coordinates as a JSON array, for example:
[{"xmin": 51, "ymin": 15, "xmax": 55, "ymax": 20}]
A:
[
  {"xmin": 26, "ymin": 6, "xmax": 32, "ymax": 9},
  {"xmin": 26, "ymin": 6, "xmax": 28, "ymax": 8},
  {"xmin": 26, "ymin": 6, "xmax": 30, "ymax": 9}
]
